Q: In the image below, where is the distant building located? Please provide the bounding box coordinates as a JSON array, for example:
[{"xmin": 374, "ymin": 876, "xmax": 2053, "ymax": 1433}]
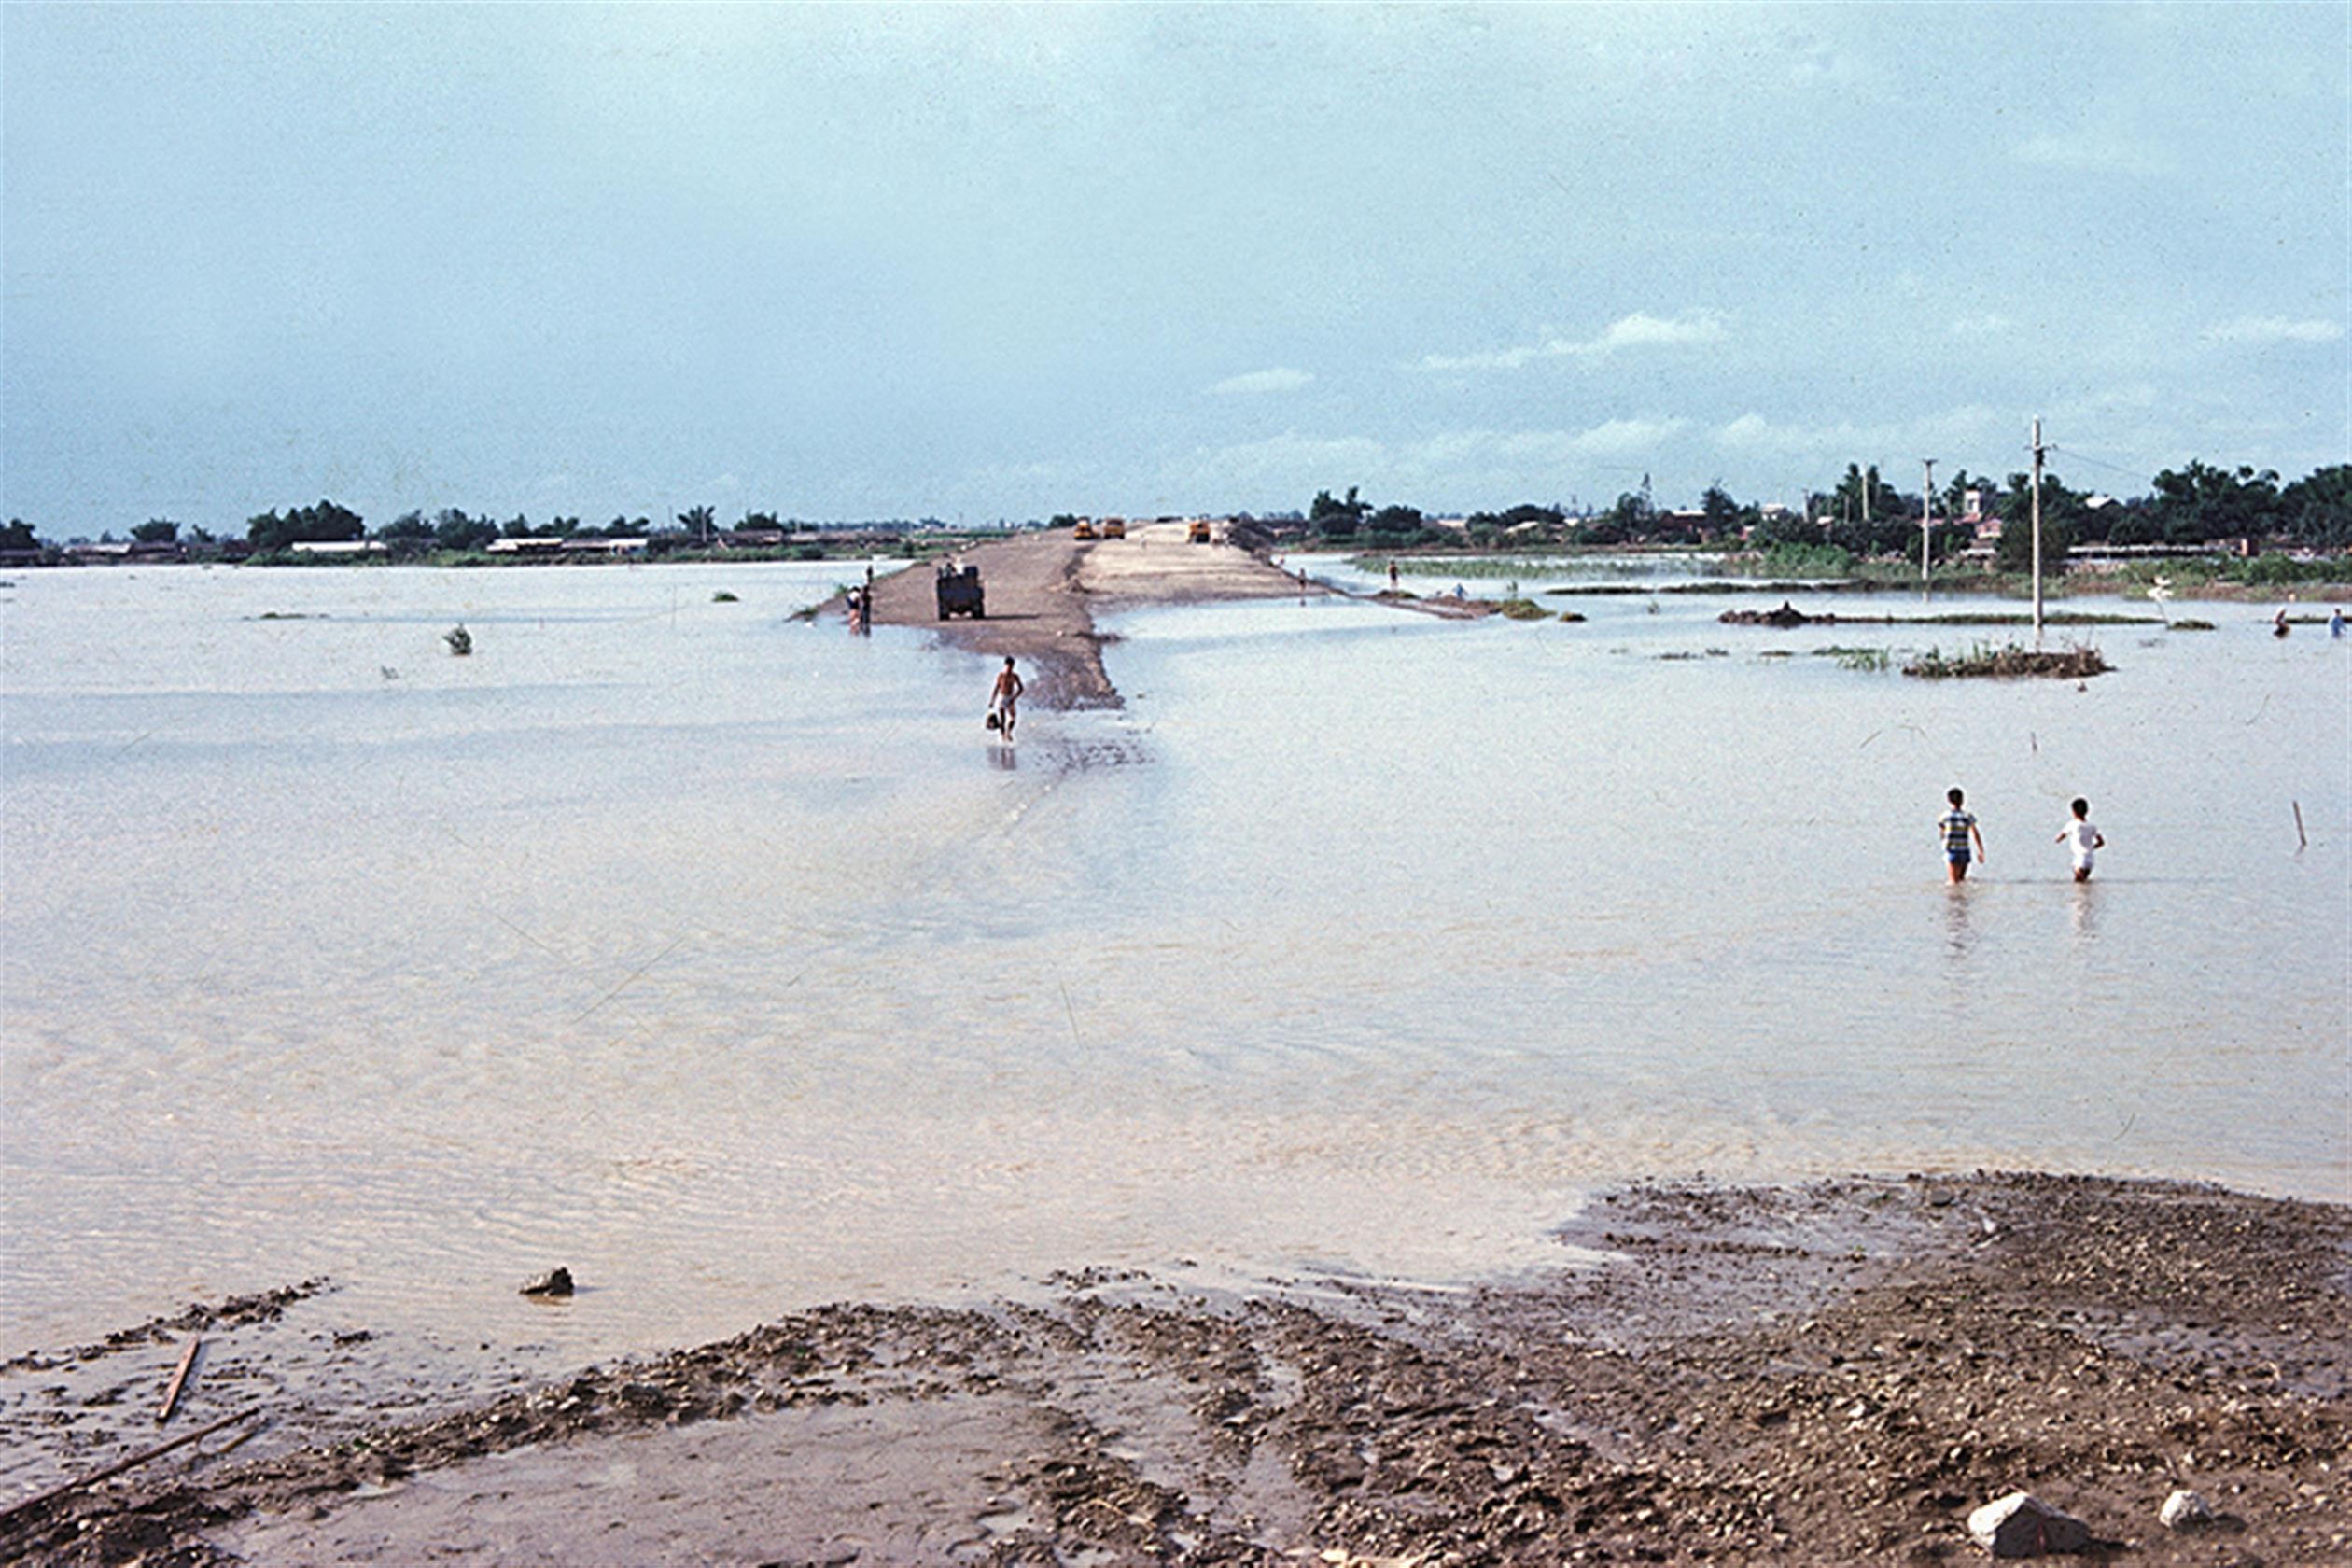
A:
[{"xmin": 288, "ymin": 539, "xmax": 387, "ymax": 556}]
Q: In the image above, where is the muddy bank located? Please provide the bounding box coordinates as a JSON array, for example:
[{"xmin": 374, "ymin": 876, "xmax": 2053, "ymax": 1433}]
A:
[{"xmin": 6, "ymin": 1172, "xmax": 2345, "ymax": 1565}]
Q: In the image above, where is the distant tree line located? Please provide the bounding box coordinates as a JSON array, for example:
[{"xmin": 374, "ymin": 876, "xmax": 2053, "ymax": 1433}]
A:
[
  {"xmin": 5, "ymin": 457, "xmax": 2345, "ymax": 564},
  {"xmin": 0, "ymin": 500, "xmax": 968, "ymax": 561},
  {"xmin": 1288, "ymin": 459, "xmax": 2351, "ymax": 558}
]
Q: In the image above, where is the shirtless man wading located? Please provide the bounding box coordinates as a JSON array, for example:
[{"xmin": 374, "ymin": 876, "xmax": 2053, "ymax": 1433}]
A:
[{"xmin": 990, "ymin": 656, "xmax": 1024, "ymax": 741}]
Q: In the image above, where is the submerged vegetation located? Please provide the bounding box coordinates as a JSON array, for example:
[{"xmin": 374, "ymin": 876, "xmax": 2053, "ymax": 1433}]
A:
[
  {"xmin": 1496, "ymin": 596, "xmax": 1549, "ymax": 621},
  {"xmin": 1820, "ymin": 646, "xmax": 1893, "ymax": 672},
  {"xmin": 1903, "ymin": 643, "xmax": 2110, "ymax": 680}
]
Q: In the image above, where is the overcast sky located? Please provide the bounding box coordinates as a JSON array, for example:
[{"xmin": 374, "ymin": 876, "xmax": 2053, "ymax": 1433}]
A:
[{"xmin": 4, "ymin": 4, "xmax": 2345, "ymax": 532}]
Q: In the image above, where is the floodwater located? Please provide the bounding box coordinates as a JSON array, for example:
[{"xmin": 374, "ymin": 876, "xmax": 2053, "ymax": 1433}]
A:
[{"xmin": 3, "ymin": 560, "xmax": 2345, "ymax": 1371}]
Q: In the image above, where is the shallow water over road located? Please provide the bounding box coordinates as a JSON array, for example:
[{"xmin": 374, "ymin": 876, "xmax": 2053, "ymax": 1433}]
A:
[{"xmin": 3, "ymin": 561, "xmax": 2345, "ymax": 1371}]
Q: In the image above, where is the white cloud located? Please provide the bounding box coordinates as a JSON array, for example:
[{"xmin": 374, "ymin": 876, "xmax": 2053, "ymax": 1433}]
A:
[
  {"xmin": 1163, "ymin": 420, "xmax": 1692, "ymax": 503},
  {"xmin": 2204, "ymin": 315, "xmax": 2345, "ymax": 344},
  {"xmin": 1714, "ymin": 406, "xmax": 2009, "ymax": 463},
  {"xmin": 1209, "ymin": 366, "xmax": 1315, "ymax": 396},
  {"xmin": 2011, "ymin": 129, "xmax": 2163, "ymax": 175},
  {"xmin": 1562, "ymin": 417, "xmax": 1691, "ymax": 457},
  {"xmin": 1593, "ymin": 312, "xmax": 1726, "ymax": 351},
  {"xmin": 1418, "ymin": 310, "xmax": 1726, "ymax": 372}
]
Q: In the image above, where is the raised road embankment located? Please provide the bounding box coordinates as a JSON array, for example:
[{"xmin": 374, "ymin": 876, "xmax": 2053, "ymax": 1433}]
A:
[{"xmin": 862, "ymin": 521, "xmax": 1315, "ymax": 707}]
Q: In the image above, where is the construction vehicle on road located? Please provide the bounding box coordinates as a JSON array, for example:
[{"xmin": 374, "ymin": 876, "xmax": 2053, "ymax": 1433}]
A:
[{"xmin": 934, "ymin": 564, "xmax": 985, "ymax": 619}]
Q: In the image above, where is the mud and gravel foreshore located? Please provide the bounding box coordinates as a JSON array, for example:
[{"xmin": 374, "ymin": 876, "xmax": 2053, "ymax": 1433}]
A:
[{"xmin": 4, "ymin": 1172, "xmax": 2345, "ymax": 1566}]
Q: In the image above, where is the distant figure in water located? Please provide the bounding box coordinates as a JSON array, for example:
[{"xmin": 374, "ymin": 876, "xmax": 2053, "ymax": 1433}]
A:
[
  {"xmin": 2331, "ymin": 606, "xmax": 2344, "ymax": 638},
  {"xmin": 2274, "ymin": 606, "xmax": 2290, "ymax": 637},
  {"xmin": 989, "ymin": 655, "xmax": 1024, "ymax": 741},
  {"xmin": 1940, "ymin": 787, "xmax": 1986, "ymax": 884},
  {"xmin": 1388, "ymin": 561, "xmax": 1400, "ymax": 592},
  {"xmin": 2056, "ymin": 797, "xmax": 2106, "ymax": 883}
]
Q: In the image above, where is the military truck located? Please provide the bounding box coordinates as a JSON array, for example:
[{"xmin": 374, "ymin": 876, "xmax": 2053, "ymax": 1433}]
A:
[{"xmin": 934, "ymin": 564, "xmax": 985, "ymax": 619}]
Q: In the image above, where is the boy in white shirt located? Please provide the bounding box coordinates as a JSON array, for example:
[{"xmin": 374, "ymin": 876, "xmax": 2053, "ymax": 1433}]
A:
[{"xmin": 2056, "ymin": 797, "xmax": 2106, "ymax": 882}]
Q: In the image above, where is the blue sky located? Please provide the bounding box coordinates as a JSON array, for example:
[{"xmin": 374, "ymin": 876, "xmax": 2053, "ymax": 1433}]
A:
[{"xmin": 4, "ymin": 4, "xmax": 2345, "ymax": 532}]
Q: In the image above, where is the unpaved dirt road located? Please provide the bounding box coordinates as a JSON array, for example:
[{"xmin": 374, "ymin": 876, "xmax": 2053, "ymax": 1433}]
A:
[{"xmin": 863, "ymin": 523, "xmax": 1318, "ymax": 708}]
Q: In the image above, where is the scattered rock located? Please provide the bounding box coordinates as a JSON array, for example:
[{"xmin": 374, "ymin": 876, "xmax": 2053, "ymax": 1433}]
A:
[
  {"xmin": 2160, "ymin": 1488, "xmax": 2213, "ymax": 1530},
  {"xmin": 520, "ymin": 1267, "xmax": 574, "ymax": 1298},
  {"xmin": 1967, "ymin": 1491, "xmax": 2092, "ymax": 1557}
]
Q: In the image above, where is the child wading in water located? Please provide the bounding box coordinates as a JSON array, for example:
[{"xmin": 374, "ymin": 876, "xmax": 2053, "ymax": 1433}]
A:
[
  {"xmin": 2056, "ymin": 797, "xmax": 2106, "ymax": 882},
  {"xmin": 1940, "ymin": 787, "xmax": 1986, "ymax": 883}
]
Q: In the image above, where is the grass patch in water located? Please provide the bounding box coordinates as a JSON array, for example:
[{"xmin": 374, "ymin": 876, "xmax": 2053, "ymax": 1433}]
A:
[
  {"xmin": 2169, "ymin": 618, "xmax": 2216, "ymax": 630},
  {"xmin": 1818, "ymin": 646, "xmax": 1892, "ymax": 671},
  {"xmin": 1911, "ymin": 610, "xmax": 2158, "ymax": 626},
  {"xmin": 1903, "ymin": 642, "xmax": 2110, "ymax": 679},
  {"xmin": 1364, "ymin": 555, "xmax": 1573, "ymax": 580},
  {"xmin": 1497, "ymin": 597, "xmax": 1549, "ymax": 620},
  {"xmin": 712, "ymin": 590, "xmax": 739, "ymax": 603}
]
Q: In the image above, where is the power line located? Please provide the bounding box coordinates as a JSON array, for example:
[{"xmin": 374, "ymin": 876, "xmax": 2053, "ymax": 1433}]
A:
[{"xmin": 2045, "ymin": 444, "xmax": 2157, "ymax": 485}]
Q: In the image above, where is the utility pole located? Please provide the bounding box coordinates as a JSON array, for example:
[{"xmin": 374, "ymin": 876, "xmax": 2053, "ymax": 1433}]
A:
[
  {"xmin": 1921, "ymin": 457, "xmax": 1938, "ymax": 586},
  {"xmin": 2029, "ymin": 417, "xmax": 2046, "ymax": 642}
]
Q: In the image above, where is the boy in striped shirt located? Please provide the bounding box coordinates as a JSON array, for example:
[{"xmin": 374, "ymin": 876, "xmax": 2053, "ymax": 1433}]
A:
[{"xmin": 1940, "ymin": 787, "xmax": 1986, "ymax": 883}]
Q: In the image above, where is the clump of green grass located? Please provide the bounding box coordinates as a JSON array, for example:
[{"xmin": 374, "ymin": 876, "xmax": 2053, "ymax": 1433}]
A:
[
  {"xmin": 1363, "ymin": 555, "xmax": 1571, "ymax": 580},
  {"xmin": 2169, "ymin": 617, "xmax": 2215, "ymax": 630},
  {"xmin": 1904, "ymin": 642, "xmax": 2109, "ymax": 679},
  {"xmin": 1556, "ymin": 609, "xmax": 1587, "ymax": 623},
  {"xmin": 1818, "ymin": 646, "xmax": 1892, "ymax": 671},
  {"xmin": 1497, "ymin": 597, "xmax": 1549, "ymax": 620},
  {"xmin": 712, "ymin": 590, "xmax": 739, "ymax": 603}
]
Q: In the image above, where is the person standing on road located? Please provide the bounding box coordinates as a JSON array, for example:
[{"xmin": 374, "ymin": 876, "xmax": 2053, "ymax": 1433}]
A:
[
  {"xmin": 989, "ymin": 656, "xmax": 1025, "ymax": 741},
  {"xmin": 1940, "ymin": 787, "xmax": 1986, "ymax": 884}
]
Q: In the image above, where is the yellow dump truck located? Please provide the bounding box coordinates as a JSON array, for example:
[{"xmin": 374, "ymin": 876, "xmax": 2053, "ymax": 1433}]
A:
[
  {"xmin": 1187, "ymin": 519, "xmax": 1211, "ymax": 544},
  {"xmin": 1101, "ymin": 517, "xmax": 1127, "ymax": 539},
  {"xmin": 1072, "ymin": 520, "xmax": 1097, "ymax": 540}
]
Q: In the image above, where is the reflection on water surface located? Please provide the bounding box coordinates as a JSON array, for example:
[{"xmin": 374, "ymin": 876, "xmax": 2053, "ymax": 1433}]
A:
[{"xmin": 3, "ymin": 563, "xmax": 2345, "ymax": 1368}]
